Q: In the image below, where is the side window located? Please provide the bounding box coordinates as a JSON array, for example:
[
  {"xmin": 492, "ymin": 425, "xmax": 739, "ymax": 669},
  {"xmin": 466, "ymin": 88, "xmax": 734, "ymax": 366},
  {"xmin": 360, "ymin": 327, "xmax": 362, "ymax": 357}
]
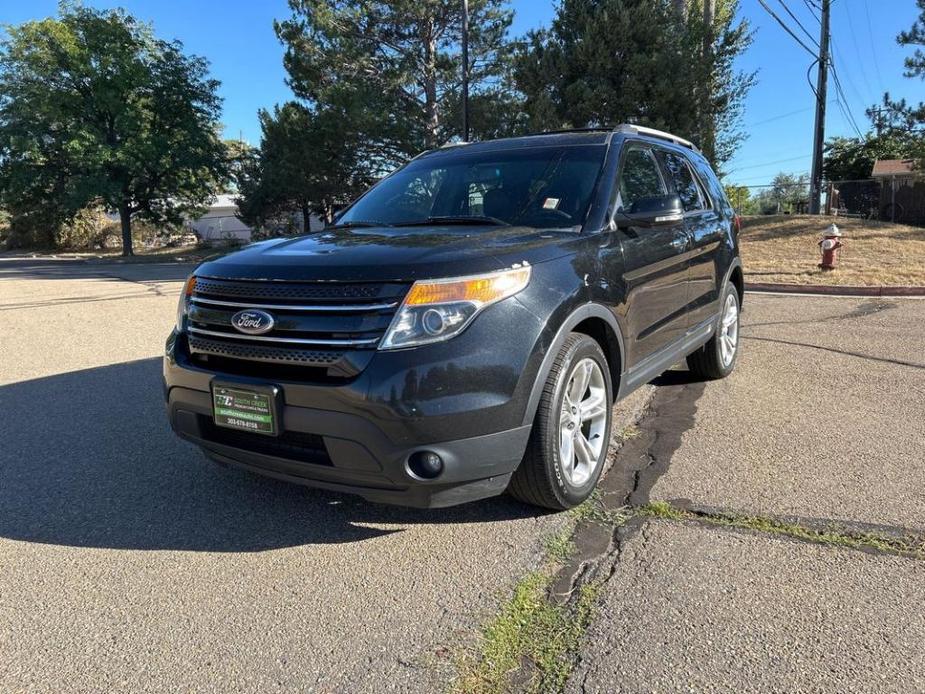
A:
[
  {"xmin": 661, "ymin": 151, "xmax": 708, "ymax": 213},
  {"xmin": 617, "ymin": 147, "xmax": 667, "ymax": 212}
]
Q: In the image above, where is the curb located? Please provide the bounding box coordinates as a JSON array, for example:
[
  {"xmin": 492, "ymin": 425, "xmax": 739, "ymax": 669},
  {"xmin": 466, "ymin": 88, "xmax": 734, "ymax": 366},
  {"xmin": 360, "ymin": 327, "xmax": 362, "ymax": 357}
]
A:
[{"xmin": 746, "ymin": 282, "xmax": 925, "ymax": 297}]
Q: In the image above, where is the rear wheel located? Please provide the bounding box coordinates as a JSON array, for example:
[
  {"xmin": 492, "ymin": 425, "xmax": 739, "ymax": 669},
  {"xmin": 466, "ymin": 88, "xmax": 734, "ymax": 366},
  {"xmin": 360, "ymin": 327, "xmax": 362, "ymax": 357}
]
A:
[
  {"xmin": 508, "ymin": 333, "xmax": 613, "ymax": 510},
  {"xmin": 687, "ymin": 285, "xmax": 740, "ymax": 380}
]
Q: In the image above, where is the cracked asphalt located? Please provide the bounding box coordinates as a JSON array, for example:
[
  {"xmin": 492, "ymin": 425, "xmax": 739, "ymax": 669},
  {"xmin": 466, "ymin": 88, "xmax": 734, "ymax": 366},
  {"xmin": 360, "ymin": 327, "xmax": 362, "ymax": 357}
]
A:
[
  {"xmin": 568, "ymin": 293, "xmax": 925, "ymax": 693},
  {"xmin": 5, "ymin": 257, "xmax": 924, "ymax": 693},
  {"xmin": 0, "ymin": 256, "xmax": 651, "ymax": 693}
]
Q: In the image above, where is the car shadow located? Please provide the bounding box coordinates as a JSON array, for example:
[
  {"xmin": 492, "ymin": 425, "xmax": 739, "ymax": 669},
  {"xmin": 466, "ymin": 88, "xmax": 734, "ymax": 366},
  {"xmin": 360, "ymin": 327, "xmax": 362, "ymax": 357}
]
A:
[{"xmin": 0, "ymin": 358, "xmax": 544, "ymax": 552}]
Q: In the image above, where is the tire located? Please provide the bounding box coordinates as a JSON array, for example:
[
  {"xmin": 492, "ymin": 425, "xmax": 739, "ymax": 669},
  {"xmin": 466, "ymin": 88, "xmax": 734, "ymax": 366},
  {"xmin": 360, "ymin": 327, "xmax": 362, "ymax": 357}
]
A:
[
  {"xmin": 687, "ymin": 284, "xmax": 741, "ymax": 380},
  {"xmin": 508, "ymin": 333, "xmax": 613, "ymax": 510}
]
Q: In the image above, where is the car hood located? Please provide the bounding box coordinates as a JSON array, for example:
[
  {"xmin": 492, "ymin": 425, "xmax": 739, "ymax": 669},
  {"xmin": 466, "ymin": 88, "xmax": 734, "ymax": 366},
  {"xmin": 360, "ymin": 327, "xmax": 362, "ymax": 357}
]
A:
[{"xmin": 195, "ymin": 225, "xmax": 579, "ymax": 282}]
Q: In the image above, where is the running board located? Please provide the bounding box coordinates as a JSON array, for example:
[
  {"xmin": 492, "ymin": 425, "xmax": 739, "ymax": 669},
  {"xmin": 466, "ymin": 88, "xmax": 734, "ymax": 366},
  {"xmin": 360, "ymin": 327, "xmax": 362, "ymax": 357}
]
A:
[{"xmin": 617, "ymin": 316, "xmax": 718, "ymax": 400}]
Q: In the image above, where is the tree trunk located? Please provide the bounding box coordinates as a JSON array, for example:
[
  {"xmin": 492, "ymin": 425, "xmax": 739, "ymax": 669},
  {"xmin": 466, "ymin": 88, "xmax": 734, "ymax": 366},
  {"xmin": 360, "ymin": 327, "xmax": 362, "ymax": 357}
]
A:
[
  {"xmin": 119, "ymin": 203, "xmax": 134, "ymax": 256},
  {"xmin": 422, "ymin": 19, "xmax": 439, "ymax": 149},
  {"xmin": 301, "ymin": 204, "xmax": 312, "ymax": 234}
]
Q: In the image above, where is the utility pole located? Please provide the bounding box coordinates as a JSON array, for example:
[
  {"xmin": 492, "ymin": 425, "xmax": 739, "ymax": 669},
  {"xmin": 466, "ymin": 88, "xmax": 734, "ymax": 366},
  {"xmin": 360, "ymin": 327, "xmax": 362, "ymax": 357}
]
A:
[
  {"xmin": 461, "ymin": 0, "xmax": 470, "ymax": 142},
  {"xmin": 809, "ymin": 0, "xmax": 830, "ymax": 215}
]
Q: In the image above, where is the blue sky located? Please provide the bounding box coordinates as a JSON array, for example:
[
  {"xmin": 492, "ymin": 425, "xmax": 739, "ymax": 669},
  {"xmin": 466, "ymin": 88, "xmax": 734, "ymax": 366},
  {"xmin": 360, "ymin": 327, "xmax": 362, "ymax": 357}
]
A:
[{"xmin": 2, "ymin": 1, "xmax": 921, "ymax": 186}]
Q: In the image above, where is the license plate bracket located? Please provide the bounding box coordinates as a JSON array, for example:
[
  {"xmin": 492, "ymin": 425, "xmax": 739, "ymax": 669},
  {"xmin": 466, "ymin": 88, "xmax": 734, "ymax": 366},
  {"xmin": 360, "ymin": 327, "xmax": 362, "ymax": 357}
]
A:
[{"xmin": 211, "ymin": 381, "xmax": 281, "ymax": 437}]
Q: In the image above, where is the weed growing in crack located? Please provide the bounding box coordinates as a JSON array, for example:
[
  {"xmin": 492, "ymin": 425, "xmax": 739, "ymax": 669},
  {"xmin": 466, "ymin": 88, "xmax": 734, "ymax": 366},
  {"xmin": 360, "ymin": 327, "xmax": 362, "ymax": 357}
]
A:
[
  {"xmin": 544, "ymin": 526, "xmax": 577, "ymax": 564},
  {"xmin": 638, "ymin": 502, "xmax": 925, "ymax": 559},
  {"xmin": 453, "ymin": 572, "xmax": 601, "ymax": 694}
]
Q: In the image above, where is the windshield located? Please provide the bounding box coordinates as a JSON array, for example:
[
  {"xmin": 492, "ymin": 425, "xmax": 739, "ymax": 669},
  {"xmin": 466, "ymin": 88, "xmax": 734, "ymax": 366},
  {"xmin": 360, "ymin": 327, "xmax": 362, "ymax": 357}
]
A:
[{"xmin": 336, "ymin": 145, "xmax": 606, "ymax": 230}]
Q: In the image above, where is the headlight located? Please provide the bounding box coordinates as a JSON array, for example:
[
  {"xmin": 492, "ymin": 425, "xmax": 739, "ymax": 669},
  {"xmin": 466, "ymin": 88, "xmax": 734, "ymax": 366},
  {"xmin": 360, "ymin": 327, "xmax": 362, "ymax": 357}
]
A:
[
  {"xmin": 176, "ymin": 275, "xmax": 196, "ymax": 331},
  {"xmin": 379, "ymin": 265, "xmax": 531, "ymax": 350}
]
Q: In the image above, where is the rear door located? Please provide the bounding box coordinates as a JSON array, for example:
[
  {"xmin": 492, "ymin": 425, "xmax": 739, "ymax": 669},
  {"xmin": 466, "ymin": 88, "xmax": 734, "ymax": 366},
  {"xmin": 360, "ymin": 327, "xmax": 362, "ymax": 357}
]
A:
[
  {"xmin": 612, "ymin": 143, "xmax": 692, "ymax": 368},
  {"xmin": 658, "ymin": 149, "xmax": 726, "ymax": 330}
]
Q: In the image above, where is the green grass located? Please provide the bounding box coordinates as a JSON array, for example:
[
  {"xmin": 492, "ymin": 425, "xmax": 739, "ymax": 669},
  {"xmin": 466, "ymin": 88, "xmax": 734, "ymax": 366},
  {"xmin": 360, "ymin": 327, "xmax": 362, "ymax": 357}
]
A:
[
  {"xmin": 453, "ymin": 573, "xmax": 601, "ymax": 694},
  {"xmin": 543, "ymin": 526, "xmax": 577, "ymax": 564},
  {"xmin": 639, "ymin": 501, "xmax": 925, "ymax": 558}
]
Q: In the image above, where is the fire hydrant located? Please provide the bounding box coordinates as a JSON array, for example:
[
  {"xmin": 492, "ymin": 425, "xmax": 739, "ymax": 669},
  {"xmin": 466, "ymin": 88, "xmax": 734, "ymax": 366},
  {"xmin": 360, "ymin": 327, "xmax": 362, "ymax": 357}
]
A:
[{"xmin": 818, "ymin": 223, "xmax": 843, "ymax": 271}]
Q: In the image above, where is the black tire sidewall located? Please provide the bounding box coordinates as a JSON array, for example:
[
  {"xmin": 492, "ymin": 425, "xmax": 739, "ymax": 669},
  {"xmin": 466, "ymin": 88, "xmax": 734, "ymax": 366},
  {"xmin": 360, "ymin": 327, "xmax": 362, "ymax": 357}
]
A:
[
  {"xmin": 713, "ymin": 285, "xmax": 740, "ymax": 376},
  {"xmin": 544, "ymin": 336, "xmax": 613, "ymax": 506}
]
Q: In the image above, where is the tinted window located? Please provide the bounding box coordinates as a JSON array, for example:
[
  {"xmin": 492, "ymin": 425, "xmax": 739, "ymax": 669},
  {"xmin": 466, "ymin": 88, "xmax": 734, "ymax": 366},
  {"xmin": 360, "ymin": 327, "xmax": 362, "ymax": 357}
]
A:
[
  {"xmin": 662, "ymin": 152, "xmax": 707, "ymax": 212},
  {"xmin": 337, "ymin": 146, "xmax": 606, "ymax": 230},
  {"xmin": 617, "ymin": 147, "xmax": 666, "ymax": 211}
]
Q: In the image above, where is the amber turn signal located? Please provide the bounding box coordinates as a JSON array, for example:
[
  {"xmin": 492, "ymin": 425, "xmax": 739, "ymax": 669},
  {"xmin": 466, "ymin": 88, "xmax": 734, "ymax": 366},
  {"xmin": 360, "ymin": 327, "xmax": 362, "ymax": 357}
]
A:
[{"xmin": 404, "ymin": 266, "xmax": 531, "ymax": 307}]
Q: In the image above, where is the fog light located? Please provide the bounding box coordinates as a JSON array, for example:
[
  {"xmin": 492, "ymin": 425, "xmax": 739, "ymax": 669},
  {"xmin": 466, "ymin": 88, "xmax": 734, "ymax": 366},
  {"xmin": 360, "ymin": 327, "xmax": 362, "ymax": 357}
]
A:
[{"xmin": 408, "ymin": 451, "xmax": 444, "ymax": 479}]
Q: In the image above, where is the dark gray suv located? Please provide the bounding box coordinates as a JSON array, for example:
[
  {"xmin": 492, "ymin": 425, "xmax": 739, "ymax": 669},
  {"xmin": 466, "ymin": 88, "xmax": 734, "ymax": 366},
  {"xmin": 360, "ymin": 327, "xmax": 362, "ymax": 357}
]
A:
[{"xmin": 164, "ymin": 125, "xmax": 743, "ymax": 510}]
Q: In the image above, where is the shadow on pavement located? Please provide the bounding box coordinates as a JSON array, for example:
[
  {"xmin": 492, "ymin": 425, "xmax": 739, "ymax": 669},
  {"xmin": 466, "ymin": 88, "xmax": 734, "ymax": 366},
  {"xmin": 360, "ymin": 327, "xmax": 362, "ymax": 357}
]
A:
[{"xmin": 0, "ymin": 358, "xmax": 543, "ymax": 552}]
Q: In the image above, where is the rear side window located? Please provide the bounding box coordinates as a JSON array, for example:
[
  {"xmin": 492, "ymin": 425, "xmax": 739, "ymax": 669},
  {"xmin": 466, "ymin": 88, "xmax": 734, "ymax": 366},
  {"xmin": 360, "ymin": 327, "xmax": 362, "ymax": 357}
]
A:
[
  {"xmin": 661, "ymin": 151, "xmax": 709, "ymax": 213},
  {"xmin": 617, "ymin": 147, "xmax": 667, "ymax": 212}
]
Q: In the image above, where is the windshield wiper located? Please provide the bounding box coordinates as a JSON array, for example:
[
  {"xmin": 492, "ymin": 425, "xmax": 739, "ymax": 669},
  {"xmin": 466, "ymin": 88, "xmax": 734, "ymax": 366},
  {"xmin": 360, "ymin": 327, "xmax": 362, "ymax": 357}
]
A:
[
  {"xmin": 393, "ymin": 215, "xmax": 511, "ymax": 227},
  {"xmin": 327, "ymin": 220, "xmax": 394, "ymax": 229}
]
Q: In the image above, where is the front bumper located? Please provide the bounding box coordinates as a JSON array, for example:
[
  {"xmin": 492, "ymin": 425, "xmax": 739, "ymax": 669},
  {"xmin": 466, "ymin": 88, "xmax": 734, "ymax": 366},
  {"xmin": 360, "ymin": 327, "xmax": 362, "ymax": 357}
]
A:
[{"xmin": 164, "ymin": 296, "xmax": 544, "ymax": 507}]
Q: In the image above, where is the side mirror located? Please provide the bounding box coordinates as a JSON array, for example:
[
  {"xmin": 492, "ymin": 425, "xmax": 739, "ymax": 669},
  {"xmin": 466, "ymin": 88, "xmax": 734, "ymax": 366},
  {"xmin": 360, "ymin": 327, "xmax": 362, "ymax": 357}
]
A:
[{"xmin": 617, "ymin": 194, "xmax": 684, "ymax": 228}]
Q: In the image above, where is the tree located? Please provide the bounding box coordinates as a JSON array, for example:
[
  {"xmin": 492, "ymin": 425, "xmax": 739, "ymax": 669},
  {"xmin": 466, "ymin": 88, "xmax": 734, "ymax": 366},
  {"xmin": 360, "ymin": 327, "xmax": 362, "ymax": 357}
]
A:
[
  {"xmin": 236, "ymin": 102, "xmax": 374, "ymax": 232},
  {"xmin": 898, "ymin": 0, "xmax": 925, "ymax": 79},
  {"xmin": 0, "ymin": 4, "xmax": 226, "ymax": 255},
  {"xmin": 752, "ymin": 173, "xmax": 808, "ymax": 214},
  {"xmin": 823, "ymin": 95, "xmax": 924, "ymax": 181},
  {"xmin": 274, "ymin": 0, "xmax": 519, "ymax": 167},
  {"xmin": 513, "ymin": 0, "xmax": 754, "ymax": 169}
]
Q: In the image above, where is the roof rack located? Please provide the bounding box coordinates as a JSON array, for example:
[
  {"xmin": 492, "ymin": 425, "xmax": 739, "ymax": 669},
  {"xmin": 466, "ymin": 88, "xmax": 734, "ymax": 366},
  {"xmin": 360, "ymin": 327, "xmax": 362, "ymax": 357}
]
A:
[{"xmin": 613, "ymin": 124, "xmax": 700, "ymax": 152}]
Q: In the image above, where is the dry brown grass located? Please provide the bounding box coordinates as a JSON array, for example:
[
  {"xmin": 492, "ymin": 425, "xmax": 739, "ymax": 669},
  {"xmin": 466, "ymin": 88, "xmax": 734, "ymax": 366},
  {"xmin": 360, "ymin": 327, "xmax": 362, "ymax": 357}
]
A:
[{"xmin": 740, "ymin": 215, "xmax": 925, "ymax": 286}]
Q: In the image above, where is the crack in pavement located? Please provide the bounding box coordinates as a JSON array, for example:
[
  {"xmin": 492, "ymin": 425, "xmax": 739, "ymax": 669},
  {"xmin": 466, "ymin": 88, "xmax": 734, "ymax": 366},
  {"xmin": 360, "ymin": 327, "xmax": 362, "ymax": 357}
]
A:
[{"xmin": 542, "ymin": 364, "xmax": 925, "ymax": 689}]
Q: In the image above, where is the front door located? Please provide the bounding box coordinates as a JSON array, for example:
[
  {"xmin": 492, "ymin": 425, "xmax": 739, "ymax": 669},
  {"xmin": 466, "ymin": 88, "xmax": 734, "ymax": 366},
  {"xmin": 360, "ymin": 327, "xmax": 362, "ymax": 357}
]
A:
[
  {"xmin": 659, "ymin": 149, "xmax": 725, "ymax": 330},
  {"xmin": 612, "ymin": 144, "xmax": 691, "ymax": 369}
]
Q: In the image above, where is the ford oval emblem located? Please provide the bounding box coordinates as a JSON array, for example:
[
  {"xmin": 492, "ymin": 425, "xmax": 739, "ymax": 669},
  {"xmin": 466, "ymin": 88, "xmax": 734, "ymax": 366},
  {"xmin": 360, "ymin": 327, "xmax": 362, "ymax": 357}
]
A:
[{"xmin": 231, "ymin": 309, "xmax": 275, "ymax": 335}]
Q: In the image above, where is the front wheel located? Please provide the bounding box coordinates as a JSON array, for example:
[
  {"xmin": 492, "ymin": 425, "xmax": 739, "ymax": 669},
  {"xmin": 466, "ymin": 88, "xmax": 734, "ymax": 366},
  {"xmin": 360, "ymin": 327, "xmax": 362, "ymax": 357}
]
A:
[
  {"xmin": 508, "ymin": 333, "xmax": 613, "ymax": 510},
  {"xmin": 687, "ymin": 285, "xmax": 741, "ymax": 380}
]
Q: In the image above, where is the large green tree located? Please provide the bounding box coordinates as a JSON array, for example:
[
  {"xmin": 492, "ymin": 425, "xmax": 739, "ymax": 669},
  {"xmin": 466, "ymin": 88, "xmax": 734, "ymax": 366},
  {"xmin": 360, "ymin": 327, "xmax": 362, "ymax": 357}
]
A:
[
  {"xmin": 899, "ymin": 0, "xmax": 925, "ymax": 79},
  {"xmin": 274, "ymin": 0, "xmax": 520, "ymax": 167},
  {"xmin": 0, "ymin": 4, "xmax": 226, "ymax": 254},
  {"xmin": 236, "ymin": 102, "xmax": 374, "ymax": 231},
  {"xmin": 823, "ymin": 97, "xmax": 923, "ymax": 181},
  {"xmin": 514, "ymin": 0, "xmax": 754, "ymax": 169}
]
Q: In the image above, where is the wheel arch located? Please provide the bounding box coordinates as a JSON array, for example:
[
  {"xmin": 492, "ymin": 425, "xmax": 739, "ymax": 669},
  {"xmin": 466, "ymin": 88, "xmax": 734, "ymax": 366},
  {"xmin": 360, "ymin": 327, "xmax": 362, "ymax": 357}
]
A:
[
  {"xmin": 521, "ymin": 303, "xmax": 625, "ymax": 427},
  {"xmin": 724, "ymin": 258, "xmax": 744, "ymax": 308}
]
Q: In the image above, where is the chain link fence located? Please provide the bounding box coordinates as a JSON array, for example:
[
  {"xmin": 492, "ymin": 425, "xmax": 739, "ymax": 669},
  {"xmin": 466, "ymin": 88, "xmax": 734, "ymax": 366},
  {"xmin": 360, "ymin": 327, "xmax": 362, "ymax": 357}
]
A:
[{"xmin": 727, "ymin": 179, "xmax": 924, "ymax": 226}]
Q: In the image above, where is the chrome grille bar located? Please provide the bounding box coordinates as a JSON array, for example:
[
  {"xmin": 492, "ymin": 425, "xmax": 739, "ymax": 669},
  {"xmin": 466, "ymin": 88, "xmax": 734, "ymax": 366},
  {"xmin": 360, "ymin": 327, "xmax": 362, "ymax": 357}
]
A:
[
  {"xmin": 189, "ymin": 326, "xmax": 380, "ymax": 347},
  {"xmin": 191, "ymin": 296, "xmax": 399, "ymax": 312}
]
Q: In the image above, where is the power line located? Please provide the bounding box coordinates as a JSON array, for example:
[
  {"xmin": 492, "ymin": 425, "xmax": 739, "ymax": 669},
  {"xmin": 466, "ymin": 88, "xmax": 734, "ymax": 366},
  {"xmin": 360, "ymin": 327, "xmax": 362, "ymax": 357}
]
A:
[
  {"xmin": 746, "ymin": 106, "xmax": 815, "ymax": 127},
  {"xmin": 775, "ymin": 0, "xmax": 819, "ymax": 47},
  {"xmin": 862, "ymin": 0, "xmax": 885, "ymax": 94},
  {"xmin": 828, "ymin": 55, "xmax": 865, "ymax": 137},
  {"xmin": 841, "ymin": 0, "xmax": 875, "ymax": 103},
  {"xmin": 757, "ymin": 0, "xmax": 818, "ymax": 57},
  {"xmin": 802, "ymin": 0, "xmax": 821, "ymax": 22},
  {"xmin": 729, "ymin": 154, "xmax": 812, "ymax": 173}
]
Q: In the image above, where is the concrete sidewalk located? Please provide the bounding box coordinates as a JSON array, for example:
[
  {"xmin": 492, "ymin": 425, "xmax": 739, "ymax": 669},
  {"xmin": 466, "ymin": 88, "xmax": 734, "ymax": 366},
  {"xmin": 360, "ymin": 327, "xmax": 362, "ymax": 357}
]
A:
[{"xmin": 568, "ymin": 294, "xmax": 925, "ymax": 692}]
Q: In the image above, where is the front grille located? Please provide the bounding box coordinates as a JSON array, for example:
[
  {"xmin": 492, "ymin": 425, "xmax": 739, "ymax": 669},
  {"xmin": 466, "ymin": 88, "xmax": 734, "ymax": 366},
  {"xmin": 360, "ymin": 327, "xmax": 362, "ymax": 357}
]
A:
[
  {"xmin": 197, "ymin": 415, "xmax": 333, "ymax": 466},
  {"xmin": 193, "ymin": 278, "xmax": 387, "ymax": 302},
  {"xmin": 185, "ymin": 277, "xmax": 409, "ymax": 376},
  {"xmin": 189, "ymin": 335, "xmax": 345, "ymax": 366}
]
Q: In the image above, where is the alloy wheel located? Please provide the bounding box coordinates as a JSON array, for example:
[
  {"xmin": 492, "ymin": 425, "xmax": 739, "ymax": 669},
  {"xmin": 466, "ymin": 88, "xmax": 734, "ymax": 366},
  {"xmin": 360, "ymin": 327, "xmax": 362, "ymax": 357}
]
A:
[{"xmin": 558, "ymin": 358, "xmax": 608, "ymax": 486}]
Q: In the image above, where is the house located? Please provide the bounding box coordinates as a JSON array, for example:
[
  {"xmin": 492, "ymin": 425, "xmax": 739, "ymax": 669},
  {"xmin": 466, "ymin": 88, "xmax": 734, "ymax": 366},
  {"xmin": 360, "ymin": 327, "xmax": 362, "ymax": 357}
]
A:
[
  {"xmin": 871, "ymin": 159, "xmax": 925, "ymax": 224},
  {"xmin": 186, "ymin": 194, "xmax": 254, "ymax": 242},
  {"xmin": 186, "ymin": 194, "xmax": 325, "ymax": 242}
]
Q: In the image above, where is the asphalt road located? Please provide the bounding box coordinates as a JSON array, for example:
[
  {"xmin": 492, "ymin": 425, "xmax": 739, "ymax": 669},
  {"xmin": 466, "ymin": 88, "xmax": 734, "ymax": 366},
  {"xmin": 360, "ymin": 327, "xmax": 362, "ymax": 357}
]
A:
[
  {"xmin": 0, "ymin": 257, "xmax": 649, "ymax": 693},
  {"xmin": 569, "ymin": 292, "xmax": 925, "ymax": 693},
  {"xmin": 5, "ymin": 258, "xmax": 923, "ymax": 692}
]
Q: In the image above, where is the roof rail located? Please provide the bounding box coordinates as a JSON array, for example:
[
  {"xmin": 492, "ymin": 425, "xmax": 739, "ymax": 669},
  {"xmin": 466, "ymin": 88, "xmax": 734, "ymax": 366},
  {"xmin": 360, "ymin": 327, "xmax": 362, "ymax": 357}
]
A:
[{"xmin": 613, "ymin": 124, "xmax": 700, "ymax": 152}]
